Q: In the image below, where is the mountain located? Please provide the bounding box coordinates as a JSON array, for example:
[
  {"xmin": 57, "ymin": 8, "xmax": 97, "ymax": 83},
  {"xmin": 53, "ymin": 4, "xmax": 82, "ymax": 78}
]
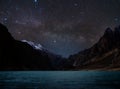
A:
[
  {"xmin": 1, "ymin": 23, "xmax": 120, "ymax": 71},
  {"xmin": 22, "ymin": 40, "xmax": 43, "ymax": 50},
  {"xmin": 21, "ymin": 40, "xmax": 68, "ymax": 70},
  {"xmin": 69, "ymin": 26, "xmax": 120, "ymax": 70},
  {"xmin": 0, "ymin": 23, "xmax": 66, "ymax": 70}
]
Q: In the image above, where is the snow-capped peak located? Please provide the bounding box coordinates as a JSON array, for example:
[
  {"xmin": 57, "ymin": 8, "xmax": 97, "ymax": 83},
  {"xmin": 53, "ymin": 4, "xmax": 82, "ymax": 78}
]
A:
[{"xmin": 22, "ymin": 40, "xmax": 43, "ymax": 50}]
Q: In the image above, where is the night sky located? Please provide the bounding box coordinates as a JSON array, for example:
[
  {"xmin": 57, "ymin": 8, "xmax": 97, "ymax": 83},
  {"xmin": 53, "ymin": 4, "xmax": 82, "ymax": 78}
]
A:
[{"xmin": 0, "ymin": 0, "xmax": 120, "ymax": 57}]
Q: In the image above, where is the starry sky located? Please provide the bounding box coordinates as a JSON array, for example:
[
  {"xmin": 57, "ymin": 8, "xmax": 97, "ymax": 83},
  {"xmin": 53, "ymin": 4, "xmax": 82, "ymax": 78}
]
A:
[{"xmin": 0, "ymin": 0, "xmax": 120, "ymax": 57}]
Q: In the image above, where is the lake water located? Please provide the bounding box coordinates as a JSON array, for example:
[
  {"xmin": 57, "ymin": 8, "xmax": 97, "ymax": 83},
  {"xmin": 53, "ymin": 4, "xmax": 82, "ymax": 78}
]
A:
[{"xmin": 0, "ymin": 71, "xmax": 120, "ymax": 89}]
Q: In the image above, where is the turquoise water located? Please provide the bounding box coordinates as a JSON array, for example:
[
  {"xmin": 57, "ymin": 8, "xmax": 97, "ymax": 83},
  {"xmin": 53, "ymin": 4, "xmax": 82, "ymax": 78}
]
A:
[{"xmin": 0, "ymin": 71, "xmax": 120, "ymax": 89}]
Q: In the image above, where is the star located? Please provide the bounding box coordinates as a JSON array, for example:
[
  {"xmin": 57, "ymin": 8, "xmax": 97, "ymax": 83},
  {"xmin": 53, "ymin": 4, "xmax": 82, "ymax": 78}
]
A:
[
  {"xmin": 34, "ymin": 0, "xmax": 38, "ymax": 3},
  {"xmin": 15, "ymin": 20, "xmax": 18, "ymax": 23},
  {"xmin": 72, "ymin": 15, "xmax": 75, "ymax": 18},
  {"xmin": 33, "ymin": 0, "xmax": 38, "ymax": 8},
  {"xmin": 114, "ymin": 17, "xmax": 119, "ymax": 22},
  {"xmin": 4, "ymin": 18, "xmax": 8, "ymax": 21},
  {"xmin": 74, "ymin": 3, "xmax": 78, "ymax": 7},
  {"xmin": 80, "ymin": 12, "xmax": 85, "ymax": 15},
  {"xmin": 15, "ymin": 7, "xmax": 19, "ymax": 11},
  {"xmin": 18, "ymin": 32, "xmax": 21, "ymax": 34},
  {"xmin": 53, "ymin": 40, "xmax": 57, "ymax": 43}
]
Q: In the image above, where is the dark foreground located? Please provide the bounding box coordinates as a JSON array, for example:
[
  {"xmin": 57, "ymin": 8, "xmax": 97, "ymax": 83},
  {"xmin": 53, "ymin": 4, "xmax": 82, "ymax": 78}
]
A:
[{"xmin": 0, "ymin": 71, "xmax": 120, "ymax": 89}]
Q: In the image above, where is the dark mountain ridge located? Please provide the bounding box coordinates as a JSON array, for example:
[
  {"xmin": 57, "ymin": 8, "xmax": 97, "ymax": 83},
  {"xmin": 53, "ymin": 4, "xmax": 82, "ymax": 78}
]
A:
[
  {"xmin": 1, "ymin": 23, "xmax": 120, "ymax": 70},
  {"xmin": 69, "ymin": 26, "xmax": 120, "ymax": 70},
  {"xmin": 0, "ymin": 23, "xmax": 66, "ymax": 70}
]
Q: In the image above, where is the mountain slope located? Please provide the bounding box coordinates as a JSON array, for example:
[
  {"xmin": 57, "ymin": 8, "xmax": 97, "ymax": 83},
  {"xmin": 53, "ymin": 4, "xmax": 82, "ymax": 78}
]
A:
[
  {"xmin": 69, "ymin": 26, "xmax": 120, "ymax": 70},
  {"xmin": 22, "ymin": 40, "xmax": 43, "ymax": 50},
  {"xmin": 0, "ymin": 23, "xmax": 65, "ymax": 70}
]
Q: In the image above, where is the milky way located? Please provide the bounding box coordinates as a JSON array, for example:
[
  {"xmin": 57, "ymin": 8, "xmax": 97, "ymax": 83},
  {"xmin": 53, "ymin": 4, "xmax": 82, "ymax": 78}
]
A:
[{"xmin": 0, "ymin": 0, "xmax": 120, "ymax": 57}]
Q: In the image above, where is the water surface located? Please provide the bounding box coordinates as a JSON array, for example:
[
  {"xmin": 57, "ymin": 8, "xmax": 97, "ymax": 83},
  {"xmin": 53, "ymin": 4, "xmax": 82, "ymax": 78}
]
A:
[{"xmin": 0, "ymin": 71, "xmax": 120, "ymax": 89}]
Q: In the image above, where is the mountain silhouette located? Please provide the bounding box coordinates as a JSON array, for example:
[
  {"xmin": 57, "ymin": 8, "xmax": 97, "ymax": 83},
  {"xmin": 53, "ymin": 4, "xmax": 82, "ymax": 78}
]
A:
[
  {"xmin": 69, "ymin": 26, "xmax": 120, "ymax": 70},
  {"xmin": 1, "ymin": 23, "xmax": 120, "ymax": 70},
  {"xmin": 0, "ymin": 23, "xmax": 66, "ymax": 70}
]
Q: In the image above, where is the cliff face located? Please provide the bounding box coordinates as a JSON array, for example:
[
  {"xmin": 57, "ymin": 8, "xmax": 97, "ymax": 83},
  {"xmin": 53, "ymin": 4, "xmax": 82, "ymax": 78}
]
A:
[
  {"xmin": 0, "ymin": 23, "xmax": 65, "ymax": 70},
  {"xmin": 69, "ymin": 26, "xmax": 120, "ymax": 70}
]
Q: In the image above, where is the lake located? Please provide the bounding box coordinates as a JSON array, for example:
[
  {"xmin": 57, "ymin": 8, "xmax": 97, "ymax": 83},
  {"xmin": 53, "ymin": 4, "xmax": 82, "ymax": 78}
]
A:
[{"xmin": 0, "ymin": 71, "xmax": 120, "ymax": 89}]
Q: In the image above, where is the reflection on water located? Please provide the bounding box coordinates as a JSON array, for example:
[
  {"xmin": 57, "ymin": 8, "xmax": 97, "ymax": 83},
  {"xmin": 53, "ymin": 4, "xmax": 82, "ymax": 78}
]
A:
[{"xmin": 0, "ymin": 71, "xmax": 120, "ymax": 89}]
